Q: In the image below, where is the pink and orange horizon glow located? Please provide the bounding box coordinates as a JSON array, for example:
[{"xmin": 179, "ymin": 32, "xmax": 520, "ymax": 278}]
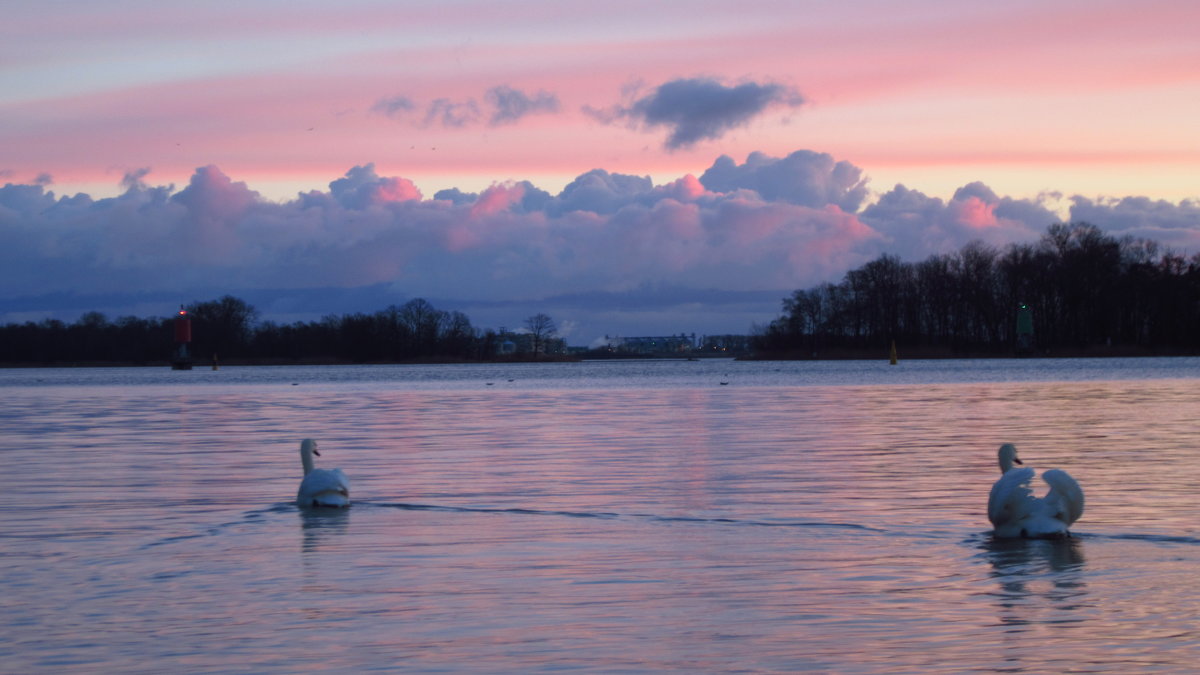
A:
[
  {"xmin": 2, "ymin": 0, "xmax": 1198, "ymax": 339},
  {"xmin": 5, "ymin": 0, "xmax": 1197, "ymax": 202}
]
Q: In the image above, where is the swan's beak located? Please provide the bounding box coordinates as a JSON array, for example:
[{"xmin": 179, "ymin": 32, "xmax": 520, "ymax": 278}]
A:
[
  {"xmin": 1013, "ymin": 457, "xmax": 1022, "ymax": 465},
  {"xmin": 313, "ymin": 447, "xmax": 321, "ymax": 457}
]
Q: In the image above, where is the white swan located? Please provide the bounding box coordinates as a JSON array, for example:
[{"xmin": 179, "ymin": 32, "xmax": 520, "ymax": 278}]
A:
[
  {"xmin": 296, "ymin": 439, "xmax": 350, "ymax": 508},
  {"xmin": 988, "ymin": 443, "xmax": 1083, "ymax": 538}
]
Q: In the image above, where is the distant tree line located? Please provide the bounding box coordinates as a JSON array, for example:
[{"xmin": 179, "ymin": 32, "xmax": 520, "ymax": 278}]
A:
[
  {"xmin": 0, "ymin": 296, "xmax": 535, "ymax": 365},
  {"xmin": 753, "ymin": 223, "xmax": 1200, "ymax": 357}
]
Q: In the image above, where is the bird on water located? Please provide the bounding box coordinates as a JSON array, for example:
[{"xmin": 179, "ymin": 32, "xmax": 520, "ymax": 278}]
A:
[
  {"xmin": 296, "ymin": 439, "xmax": 350, "ymax": 508},
  {"xmin": 988, "ymin": 443, "xmax": 1083, "ymax": 538}
]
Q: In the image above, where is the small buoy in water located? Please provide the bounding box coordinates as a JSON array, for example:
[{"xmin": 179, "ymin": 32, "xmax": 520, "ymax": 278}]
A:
[
  {"xmin": 486, "ymin": 382, "xmax": 494, "ymax": 386},
  {"xmin": 719, "ymin": 381, "xmax": 729, "ymax": 386}
]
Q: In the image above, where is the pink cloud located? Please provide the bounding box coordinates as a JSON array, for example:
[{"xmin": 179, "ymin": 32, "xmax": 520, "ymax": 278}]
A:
[
  {"xmin": 949, "ymin": 196, "xmax": 998, "ymax": 229},
  {"xmin": 328, "ymin": 164, "xmax": 421, "ymax": 208},
  {"xmin": 469, "ymin": 182, "xmax": 526, "ymax": 218},
  {"xmin": 659, "ymin": 174, "xmax": 708, "ymax": 202},
  {"xmin": 373, "ymin": 176, "xmax": 422, "ymax": 203}
]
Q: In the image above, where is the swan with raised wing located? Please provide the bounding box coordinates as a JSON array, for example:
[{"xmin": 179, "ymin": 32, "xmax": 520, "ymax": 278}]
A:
[
  {"xmin": 297, "ymin": 439, "xmax": 350, "ymax": 508},
  {"xmin": 988, "ymin": 443, "xmax": 1083, "ymax": 538}
]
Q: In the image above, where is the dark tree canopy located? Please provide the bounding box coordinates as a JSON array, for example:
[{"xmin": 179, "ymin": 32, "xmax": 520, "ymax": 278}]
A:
[
  {"xmin": 186, "ymin": 295, "xmax": 259, "ymax": 358},
  {"xmin": 0, "ymin": 297, "xmax": 499, "ymax": 365},
  {"xmin": 753, "ymin": 223, "xmax": 1200, "ymax": 357},
  {"xmin": 524, "ymin": 313, "xmax": 558, "ymax": 356}
]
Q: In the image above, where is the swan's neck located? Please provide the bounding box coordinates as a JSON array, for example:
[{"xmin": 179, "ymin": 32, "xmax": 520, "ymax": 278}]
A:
[{"xmin": 301, "ymin": 445, "xmax": 315, "ymax": 476}]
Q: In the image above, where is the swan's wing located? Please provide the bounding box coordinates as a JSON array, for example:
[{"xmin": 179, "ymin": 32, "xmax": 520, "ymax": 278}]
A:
[
  {"xmin": 1042, "ymin": 469, "xmax": 1084, "ymax": 526},
  {"xmin": 323, "ymin": 468, "xmax": 349, "ymax": 490},
  {"xmin": 988, "ymin": 466, "xmax": 1035, "ymax": 528},
  {"xmin": 298, "ymin": 468, "xmax": 351, "ymax": 506}
]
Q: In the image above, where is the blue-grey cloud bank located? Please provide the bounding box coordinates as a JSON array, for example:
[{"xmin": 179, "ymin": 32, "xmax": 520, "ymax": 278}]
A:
[{"xmin": 2, "ymin": 150, "xmax": 1198, "ymax": 343}]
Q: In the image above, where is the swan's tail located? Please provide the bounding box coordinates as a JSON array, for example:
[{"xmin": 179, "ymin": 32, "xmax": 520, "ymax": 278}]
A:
[{"xmin": 305, "ymin": 490, "xmax": 350, "ymax": 508}]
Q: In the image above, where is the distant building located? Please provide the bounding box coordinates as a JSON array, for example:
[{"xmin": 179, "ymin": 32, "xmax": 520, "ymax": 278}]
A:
[
  {"xmin": 593, "ymin": 333, "xmax": 752, "ymax": 356},
  {"xmin": 603, "ymin": 333, "xmax": 697, "ymax": 355}
]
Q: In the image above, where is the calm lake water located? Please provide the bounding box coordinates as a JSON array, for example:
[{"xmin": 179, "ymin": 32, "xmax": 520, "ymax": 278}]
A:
[{"xmin": 3, "ymin": 358, "xmax": 1200, "ymax": 673}]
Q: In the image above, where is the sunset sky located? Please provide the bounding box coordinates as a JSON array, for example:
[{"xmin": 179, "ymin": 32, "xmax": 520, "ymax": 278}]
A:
[{"xmin": 3, "ymin": 0, "xmax": 1198, "ymax": 343}]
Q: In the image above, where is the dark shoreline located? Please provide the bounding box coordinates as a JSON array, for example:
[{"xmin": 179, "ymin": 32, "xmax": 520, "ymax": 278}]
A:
[
  {"xmin": 743, "ymin": 344, "xmax": 1200, "ymax": 361},
  {"xmin": 0, "ymin": 355, "xmax": 583, "ymax": 369},
  {"xmin": 4, "ymin": 346, "xmax": 1199, "ymax": 369}
]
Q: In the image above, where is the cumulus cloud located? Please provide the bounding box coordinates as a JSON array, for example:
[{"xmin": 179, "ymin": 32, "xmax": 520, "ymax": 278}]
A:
[
  {"xmin": 433, "ymin": 187, "xmax": 478, "ymax": 205},
  {"xmin": 326, "ymin": 163, "xmax": 422, "ymax": 208},
  {"xmin": 554, "ymin": 169, "xmax": 654, "ymax": 215},
  {"xmin": 699, "ymin": 150, "xmax": 869, "ymax": 211},
  {"xmin": 435, "ymin": 183, "xmax": 551, "ymax": 214},
  {"xmin": 3, "ymin": 149, "xmax": 1195, "ymax": 339},
  {"xmin": 860, "ymin": 182, "xmax": 1052, "ymax": 258},
  {"xmin": 172, "ymin": 165, "xmax": 258, "ymax": 216},
  {"xmin": 0, "ymin": 153, "xmax": 879, "ymax": 336},
  {"xmin": 1068, "ymin": 196, "xmax": 1200, "ymax": 249},
  {"xmin": 589, "ymin": 77, "xmax": 805, "ymax": 149},
  {"xmin": 486, "ymin": 85, "xmax": 560, "ymax": 126}
]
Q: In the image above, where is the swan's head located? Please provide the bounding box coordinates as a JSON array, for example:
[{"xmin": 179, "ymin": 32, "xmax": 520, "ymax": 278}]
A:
[{"xmin": 998, "ymin": 443, "xmax": 1023, "ymax": 473}]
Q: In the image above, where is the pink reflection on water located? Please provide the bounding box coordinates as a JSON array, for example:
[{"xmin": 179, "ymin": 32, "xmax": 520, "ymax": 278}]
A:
[{"xmin": 6, "ymin": 373, "xmax": 1200, "ymax": 672}]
